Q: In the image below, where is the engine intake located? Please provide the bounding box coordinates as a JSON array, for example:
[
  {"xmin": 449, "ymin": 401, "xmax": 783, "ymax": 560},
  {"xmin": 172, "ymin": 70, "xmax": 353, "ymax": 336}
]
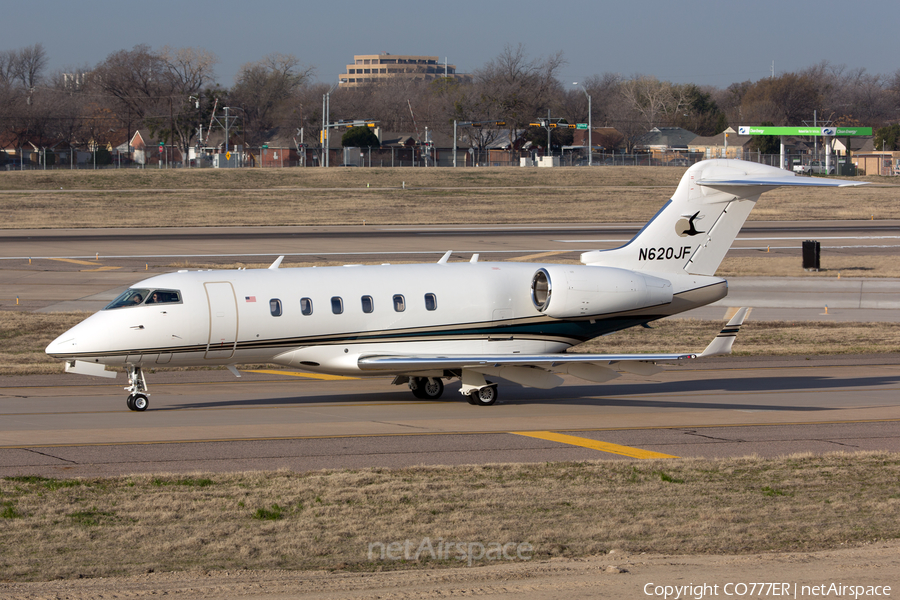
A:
[{"xmin": 531, "ymin": 265, "xmax": 672, "ymax": 318}]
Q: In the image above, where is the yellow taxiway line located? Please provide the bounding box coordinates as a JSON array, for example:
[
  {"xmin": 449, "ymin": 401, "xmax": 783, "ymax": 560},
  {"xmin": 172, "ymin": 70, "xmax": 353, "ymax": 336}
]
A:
[
  {"xmin": 46, "ymin": 257, "xmax": 103, "ymax": 266},
  {"xmin": 511, "ymin": 430, "xmax": 678, "ymax": 459},
  {"xmin": 242, "ymin": 369, "xmax": 358, "ymax": 381}
]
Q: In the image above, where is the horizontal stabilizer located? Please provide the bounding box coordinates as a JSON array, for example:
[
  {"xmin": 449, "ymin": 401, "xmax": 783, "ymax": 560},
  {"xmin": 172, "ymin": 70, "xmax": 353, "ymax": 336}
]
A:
[{"xmin": 697, "ymin": 177, "xmax": 868, "ymax": 190}]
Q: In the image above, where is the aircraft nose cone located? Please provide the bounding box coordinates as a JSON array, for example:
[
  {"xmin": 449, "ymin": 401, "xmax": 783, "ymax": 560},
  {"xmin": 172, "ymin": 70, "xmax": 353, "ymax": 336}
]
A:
[{"xmin": 46, "ymin": 333, "xmax": 76, "ymax": 357}]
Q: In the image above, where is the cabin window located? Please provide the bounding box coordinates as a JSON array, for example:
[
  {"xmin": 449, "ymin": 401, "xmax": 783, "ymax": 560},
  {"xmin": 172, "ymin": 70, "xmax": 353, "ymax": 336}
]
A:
[
  {"xmin": 393, "ymin": 294, "xmax": 406, "ymax": 312},
  {"xmin": 424, "ymin": 293, "xmax": 437, "ymax": 311},
  {"xmin": 361, "ymin": 295, "xmax": 374, "ymax": 313},
  {"xmin": 300, "ymin": 297, "xmax": 313, "ymax": 316},
  {"xmin": 269, "ymin": 299, "xmax": 282, "ymax": 317},
  {"xmin": 331, "ymin": 296, "xmax": 344, "ymax": 314}
]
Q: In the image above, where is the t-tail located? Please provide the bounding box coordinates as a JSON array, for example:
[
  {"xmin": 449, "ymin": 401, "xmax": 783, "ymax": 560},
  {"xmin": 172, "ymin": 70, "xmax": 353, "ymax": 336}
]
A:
[{"xmin": 581, "ymin": 159, "xmax": 866, "ymax": 276}]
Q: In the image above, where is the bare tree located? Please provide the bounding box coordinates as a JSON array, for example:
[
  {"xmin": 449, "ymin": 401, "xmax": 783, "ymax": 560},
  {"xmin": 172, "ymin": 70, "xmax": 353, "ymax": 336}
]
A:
[
  {"xmin": 712, "ymin": 80, "xmax": 752, "ymax": 128},
  {"xmin": 0, "ymin": 44, "xmax": 52, "ymax": 163},
  {"xmin": 619, "ymin": 75, "xmax": 692, "ymax": 129},
  {"xmin": 738, "ymin": 73, "xmax": 820, "ymax": 125},
  {"xmin": 90, "ymin": 45, "xmax": 168, "ymax": 124},
  {"xmin": 44, "ymin": 70, "xmax": 90, "ymax": 167},
  {"xmin": 809, "ymin": 64, "xmax": 893, "ymax": 125},
  {"xmin": 229, "ymin": 53, "xmax": 314, "ymax": 145},
  {"xmin": 157, "ymin": 46, "xmax": 217, "ymax": 163},
  {"xmin": 474, "ymin": 44, "xmax": 566, "ymax": 134},
  {"xmin": 15, "ymin": 43, "xmax": 48, "ymax": 91},
  {"xmin": 0, "ymin": 49, "xmax": 18, "ymax": 87},
  {"xmin": 582, "ymin": 73, "xmax": 623, "ymax": 128}
]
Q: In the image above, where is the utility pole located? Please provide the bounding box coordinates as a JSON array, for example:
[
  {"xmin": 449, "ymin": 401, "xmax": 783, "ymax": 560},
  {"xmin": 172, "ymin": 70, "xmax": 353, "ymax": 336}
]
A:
[
  {"xmin": 322, "ymin": 80, "xmax": 345, "ymax": 167},
  {"xmin": 528, "ymin": 111, "xmax": 571, "ymax": 159},
  {"xmin": 209, "ymin": 105, "xmax": 241, "ymax": 166},
  {"xmin": 574, "ymin": 82, "xmax": 592, "ymax": 166}
]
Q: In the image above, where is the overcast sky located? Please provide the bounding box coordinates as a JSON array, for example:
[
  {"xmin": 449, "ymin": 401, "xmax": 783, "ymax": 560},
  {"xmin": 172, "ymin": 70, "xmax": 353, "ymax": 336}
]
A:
[{"xmin": 4, "ymin": 0, "xmax": 897, "ymax": 90}]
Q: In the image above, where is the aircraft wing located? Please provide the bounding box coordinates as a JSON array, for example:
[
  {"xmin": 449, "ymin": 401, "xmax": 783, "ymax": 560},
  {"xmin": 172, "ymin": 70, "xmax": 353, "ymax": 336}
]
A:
[
  {"xmin": 359, "ymin": 352, "xmax": 694, "ymax": 389},
  {"xmin": 357, "ymin": 352, "xmax": 695, "ymax": 371},
  {"xmin": 358, "ymin": 308, "xmax": 749, "ymax": 389},
  {"xmin": 358, "ymin": 352, "xmax": 693, "ymax": 389}
]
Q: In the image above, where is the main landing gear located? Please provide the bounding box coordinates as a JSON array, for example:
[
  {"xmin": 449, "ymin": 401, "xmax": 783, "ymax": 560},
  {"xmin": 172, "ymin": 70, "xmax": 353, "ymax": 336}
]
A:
[
  {"xmin": 460, "ymin": 370, "xmax": 499, "ymax": 406},
  {"xmin": 466, "ymin": 384, "xmax": 499, "ymax": 406},
  {"xmin": 399, "ymin": 373, "xmax": 499, "ymax": 406},
  {"xmin": 125, "ymin": 365, "xmax": 150, "ymax": 412},
  {"xmin": 409, "ymin": 377, "xmax": 444, "ymax": 400}
]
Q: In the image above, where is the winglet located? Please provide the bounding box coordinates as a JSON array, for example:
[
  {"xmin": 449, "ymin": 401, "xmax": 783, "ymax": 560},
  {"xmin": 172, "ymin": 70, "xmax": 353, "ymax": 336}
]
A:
[
  {"xmin": 699, "ymin": 307, "xmax": 750, "ymax": 357},
  {"xmin": 268, "ymin": 256, "xmax": 284, "ymax": 269}
]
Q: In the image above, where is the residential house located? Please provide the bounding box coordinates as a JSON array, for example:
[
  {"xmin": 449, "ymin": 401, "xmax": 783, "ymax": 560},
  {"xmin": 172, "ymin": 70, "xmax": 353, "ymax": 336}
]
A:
[
  {"xmin": 572, "ymin": 127, "xmax": 625, "ymax": 152},
  {"xmin": 131, "ymin": 129, "xmax": 186, "ymax": 166},
  {"xmin": 688, "ymin": 128, "xmax": 753, "ymax": 160},
  {"xmin": 638, "ymin": 127, "xmax": 697, "ymax": 159}
]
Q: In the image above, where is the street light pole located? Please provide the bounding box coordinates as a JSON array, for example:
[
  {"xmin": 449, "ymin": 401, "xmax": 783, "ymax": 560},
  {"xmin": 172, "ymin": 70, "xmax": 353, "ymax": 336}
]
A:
[
  {"xmin": 326, "ymin": 88, "xmax": 333, "ymax": 167},
  {"xmin": 574, "ymin": 82, "xmax": 592, "ymax": 166},
  {"xmin": 322, "ymin": 79, "xmax": 347, "ymax": 168}
]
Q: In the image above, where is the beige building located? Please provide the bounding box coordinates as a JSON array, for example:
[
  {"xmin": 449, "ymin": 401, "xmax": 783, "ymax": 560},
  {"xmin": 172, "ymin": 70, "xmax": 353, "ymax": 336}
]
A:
[{"xmin": 339, "ymin": 53, "xmax": 465, "ymax": 87}]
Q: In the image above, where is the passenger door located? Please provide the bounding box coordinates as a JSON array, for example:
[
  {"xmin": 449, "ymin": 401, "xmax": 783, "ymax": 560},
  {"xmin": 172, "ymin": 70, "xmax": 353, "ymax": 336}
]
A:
[{"xmin": 204, "ymin": 282, "xmax": 238, "ymax": 359}]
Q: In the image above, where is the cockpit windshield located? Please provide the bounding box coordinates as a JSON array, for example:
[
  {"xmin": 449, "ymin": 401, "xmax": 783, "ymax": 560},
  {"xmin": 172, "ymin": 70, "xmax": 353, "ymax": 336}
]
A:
[
  {"xmin": 104, "ymin": 288, "xmax": 181, "ymax": 310},
  {"xmin": 146, "ymin": 290, "xmax": 181, "ymax": 304}
]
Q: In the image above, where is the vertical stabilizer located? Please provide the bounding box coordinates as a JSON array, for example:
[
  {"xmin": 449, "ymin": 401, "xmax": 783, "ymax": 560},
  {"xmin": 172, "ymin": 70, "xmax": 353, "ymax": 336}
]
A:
[{"xmin": 581, "ymin": 159, "xmax": 865, "ymax": 277}]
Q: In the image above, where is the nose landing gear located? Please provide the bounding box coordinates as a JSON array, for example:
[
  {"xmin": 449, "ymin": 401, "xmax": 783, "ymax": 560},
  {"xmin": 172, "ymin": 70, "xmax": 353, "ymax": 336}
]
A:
[{"xmin": 125, "ymin": 365, "xmax": 150, "ymax": 411}]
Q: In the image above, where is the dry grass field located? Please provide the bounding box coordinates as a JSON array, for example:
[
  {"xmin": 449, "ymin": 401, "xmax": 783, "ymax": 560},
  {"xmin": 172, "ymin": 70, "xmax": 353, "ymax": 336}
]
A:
[
  {"xmin": 1, "ymin": 166, "xmax": 896, "ymax": 228},
  {"xmin": 717, "ymin": 254, "xmax": 900, "ymax": 278},
  {"xmin": 1, "ymin": 452, "xmax": 899, "ymax": 580}
]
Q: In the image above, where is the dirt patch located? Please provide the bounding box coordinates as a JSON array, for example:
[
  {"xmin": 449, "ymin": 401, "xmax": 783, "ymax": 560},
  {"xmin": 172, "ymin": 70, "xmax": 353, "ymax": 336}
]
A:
[{"xmin": 1, "ymin": 542, "xmax": 898, "ymax": 599}]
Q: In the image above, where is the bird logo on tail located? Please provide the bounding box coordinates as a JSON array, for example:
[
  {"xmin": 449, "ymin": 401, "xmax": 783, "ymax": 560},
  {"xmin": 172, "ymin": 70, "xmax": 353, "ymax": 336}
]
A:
[{"xmin": 675, "ymin": 211, "xmax": 705, "ymax": 237}]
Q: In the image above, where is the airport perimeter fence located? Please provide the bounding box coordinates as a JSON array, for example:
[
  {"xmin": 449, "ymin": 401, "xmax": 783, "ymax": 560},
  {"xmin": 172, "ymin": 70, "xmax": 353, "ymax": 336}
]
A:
[{"xmin": 0, "ymin": 151, "xmax": 860, "ymax": 172}]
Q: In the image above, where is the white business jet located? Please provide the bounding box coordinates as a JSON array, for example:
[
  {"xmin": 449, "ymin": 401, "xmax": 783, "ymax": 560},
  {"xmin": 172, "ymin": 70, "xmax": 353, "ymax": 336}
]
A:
[{"xmin": 46, "ymin": 159, "xmax": 864, "ymax": 411}]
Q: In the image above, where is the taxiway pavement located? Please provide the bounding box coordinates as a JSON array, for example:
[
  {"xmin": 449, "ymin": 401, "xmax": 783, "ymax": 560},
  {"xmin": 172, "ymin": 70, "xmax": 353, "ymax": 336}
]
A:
[{"xmin": 1, "ymin": 355, "xmax": 898, "ymax": 477}]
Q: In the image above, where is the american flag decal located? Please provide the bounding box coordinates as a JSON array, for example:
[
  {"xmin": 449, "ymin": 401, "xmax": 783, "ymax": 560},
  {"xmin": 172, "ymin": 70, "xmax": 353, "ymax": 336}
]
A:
[{"xmin": 245, "ymin": 296, "xmax": 256, "ymax": 302}]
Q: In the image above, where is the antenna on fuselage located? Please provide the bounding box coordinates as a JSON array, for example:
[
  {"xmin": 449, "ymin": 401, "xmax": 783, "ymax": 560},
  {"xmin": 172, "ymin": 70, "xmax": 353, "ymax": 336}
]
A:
[
  {"xmin": 268, "ymin": 256, "xmax": 284, "ymax": 269},
  {"xmin": 437, "ymin": 250, "xmax": 452, "ymax": 264}
]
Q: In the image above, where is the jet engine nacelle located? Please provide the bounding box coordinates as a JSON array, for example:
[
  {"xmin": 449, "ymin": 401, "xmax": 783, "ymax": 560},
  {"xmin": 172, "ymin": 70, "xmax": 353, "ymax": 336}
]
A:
[{"xmin": 530, "ymin": 265, "xmax": 672, "ymax": 318}]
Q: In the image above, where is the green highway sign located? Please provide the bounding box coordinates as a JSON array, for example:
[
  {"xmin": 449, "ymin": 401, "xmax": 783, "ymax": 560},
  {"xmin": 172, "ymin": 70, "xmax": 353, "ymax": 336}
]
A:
[
  {"xmin": 576, "ymin": 123, "xmax": 588, "ymax": 130},
  {"xmin": 738, "ymin": 126, "xmax": 872, "ymax": 136}
]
